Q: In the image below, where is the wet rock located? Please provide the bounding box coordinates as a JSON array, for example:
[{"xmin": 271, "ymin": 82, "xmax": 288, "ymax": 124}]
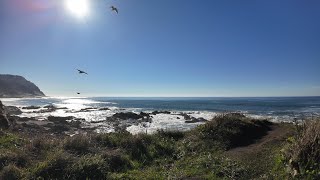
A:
[
  {"xmin": 90, "ymin": 120, "xmax": 107, "ymax": 124},
  {"xmin": 34, "ymin": 105, "xmax": 67, "ymax": 113},
  {"xmin": 78, "ymin": 108, "xmax": 96, "ymax": 112},
  {"xmin": 74, "ymin": 118, "xmax": 86, "ymax": 121},
  {"xmin": 112, "ymin": 112, "xmax": 143, "ymax": 120},
  {"xmin": 185, "ymin": 117, "xmax": 207, "ymax": 123},
  {"xmin": 180, "ymin": 113, "xmax": 192, "ymax": 120},
  {"xmin": 99, "ymin": 107, "xmax": 110, "ymax": 111},
  {"xmin": 22, "ymin": 106, "xmax": 41, "ymax": 110},
  {"xmin": 151, "ymin": 111, "xmax": 171, "ymax": 115},
  {"xmin": 140, "ymin": 112, "xmax": 151, "ymax": 118},
  {"xmin": 47, "ymin": 116, "xmax": 75, "ymax": 124},
  {"xmin": 43, "ymin": 105, "xmax": 55, "ymax": 109},
  {"xmin": 4, "ymin": 106, "xmax": 22, "ymax": 115}
]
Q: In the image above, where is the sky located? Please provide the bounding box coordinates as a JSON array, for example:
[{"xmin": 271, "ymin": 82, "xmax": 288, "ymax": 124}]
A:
[{"xmin": 0, "ymin": 0, "xmax": 320, "ymax": 97}]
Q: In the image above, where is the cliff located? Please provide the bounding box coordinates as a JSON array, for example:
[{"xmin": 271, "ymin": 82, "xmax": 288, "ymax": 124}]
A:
[{"xmin": 0, "ymin": 74, "xmax": 45, "ymax": 98}]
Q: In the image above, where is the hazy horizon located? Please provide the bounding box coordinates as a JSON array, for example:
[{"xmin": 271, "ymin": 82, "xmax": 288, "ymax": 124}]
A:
[{"xmin": 1, "ymin": 0, "xmax": 320, "ymax": 97}]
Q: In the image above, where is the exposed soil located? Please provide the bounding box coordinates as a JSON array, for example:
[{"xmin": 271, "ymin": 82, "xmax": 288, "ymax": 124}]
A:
[
  {"xmin": 227, "ymin": 123, "xmax": 294, "ymax": 157},
  {"xmin": 225, "ymin": 123, "xmax": 295, "ymax": 177}
]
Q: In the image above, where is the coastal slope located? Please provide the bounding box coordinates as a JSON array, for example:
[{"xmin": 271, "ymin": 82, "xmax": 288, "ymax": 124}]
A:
[{"xmin": 0, "ymin": 74, "xmax": 45, "ymax": 98}]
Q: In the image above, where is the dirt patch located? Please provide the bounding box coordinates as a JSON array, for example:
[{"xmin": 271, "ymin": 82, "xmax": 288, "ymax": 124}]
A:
[
  {"xmin": 225, "ymin": 123, "xmax": 295, "ymax": 177},
  {"xmin": 226, "ymin": 123, "xmax": 294, "ymax": 157}
]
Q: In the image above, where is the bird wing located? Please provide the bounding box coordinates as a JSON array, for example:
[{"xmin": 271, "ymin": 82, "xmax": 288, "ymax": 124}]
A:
[{"xmin": 115, "ymin": 8, "xmax": 118, "ymax": 13}]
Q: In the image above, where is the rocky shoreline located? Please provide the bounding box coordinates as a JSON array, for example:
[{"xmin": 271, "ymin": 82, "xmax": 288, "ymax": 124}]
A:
[{"xmin": 0, "ymin": 100, "xmax": 213, "ymax": 136}]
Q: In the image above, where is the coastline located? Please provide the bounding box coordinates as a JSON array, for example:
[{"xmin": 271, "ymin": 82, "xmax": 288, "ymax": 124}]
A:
[
  {"xmin": 1, "ymin": 96, "xmax": 320, "ymax": 135},
  {"xmin": 1, "ymin": 99, "xmax": 319, "ymax": 179}
]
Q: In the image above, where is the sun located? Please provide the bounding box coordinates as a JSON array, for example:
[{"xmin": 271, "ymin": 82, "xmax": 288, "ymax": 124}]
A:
[{"xmin": 64, "ymin": 0, "xmax": 90, "ymax": 19}]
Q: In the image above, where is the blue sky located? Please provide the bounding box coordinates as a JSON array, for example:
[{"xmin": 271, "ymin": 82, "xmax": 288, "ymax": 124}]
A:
[{"xmin": 0, "ymin": 0, "xmax": 320, "ymax": 97}]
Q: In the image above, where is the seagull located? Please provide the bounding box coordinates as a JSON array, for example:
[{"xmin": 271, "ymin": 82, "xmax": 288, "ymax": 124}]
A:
[
  {"xmin": 77, "ymin": 69, "xmax": 88, "ymax": 75},
  {"xmin": 110, "ymin": 6, "xmax": 118, "ymax": 14}
]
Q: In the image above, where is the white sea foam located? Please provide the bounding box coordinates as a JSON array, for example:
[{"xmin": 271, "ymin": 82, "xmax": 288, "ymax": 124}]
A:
[
  {"xmin": 127, "ymin": 113, "xmax": 207, "ymax": 134},
  {"xmin": 3, "ymin": 97, "xmax": 320, "ymax": 134}
]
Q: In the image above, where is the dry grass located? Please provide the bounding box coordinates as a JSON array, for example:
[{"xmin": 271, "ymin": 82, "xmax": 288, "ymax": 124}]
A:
[{"xmin": 284, "ymin": 119, "xmax": 320, "ymax": 178}]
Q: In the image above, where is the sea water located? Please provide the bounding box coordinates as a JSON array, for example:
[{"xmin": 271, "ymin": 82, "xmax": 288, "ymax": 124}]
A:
[{"xmin": 1, "ymin": 96, "xmax": 320, "ymax": 134}]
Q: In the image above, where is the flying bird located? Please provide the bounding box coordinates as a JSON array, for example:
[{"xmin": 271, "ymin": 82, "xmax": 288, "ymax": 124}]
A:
[
  {"xmin": 110, "ymin": 6, "xmax": 118, "ymax": 14},
  {"xmin": 77, "ymin": 69, "xmax": 88, "ymax": 75}
]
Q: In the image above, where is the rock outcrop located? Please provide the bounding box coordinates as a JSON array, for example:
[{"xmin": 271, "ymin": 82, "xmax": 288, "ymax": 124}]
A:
[
  {"xmin": 0, "ymin": 74, "xmax": 45, "ymax": 98},
  {"xmin": 3, "ymin": 106, "xmax": 23, "ymax": 115},
  {"xmin": 0, "ymin": 101, "xmax": 10, "ymax": 129}
]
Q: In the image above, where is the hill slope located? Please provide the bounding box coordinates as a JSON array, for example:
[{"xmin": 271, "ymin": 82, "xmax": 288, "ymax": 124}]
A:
[{"xmin": 0, "ymin": 74, "xmax": 45, "ymax": 98}]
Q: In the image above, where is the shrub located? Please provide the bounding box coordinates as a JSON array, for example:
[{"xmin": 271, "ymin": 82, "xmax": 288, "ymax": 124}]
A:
[
  {"xmin": 123, "ymin": 135, "xmax": 150, "ymax": 161},
  {"xmin": 30, "ymin": 151, "xmax": 72, "ymax": 179},
  {"xmin": 283, "ymin": 119, "xmax": 320, "ymax": 179},
  {"xmin": 156, "ymin": 130, "xmax": 185, "ymax": 140},
  {"xmin": 95, "ymin": 132, "xmax": 131, "ymax": 148},
  {"xmin": 0, "ymin": 150, "xmax": 29, "ymax": 170},
  {"xmin": 0, "ymin": 133, "xmax": 23, "ymax": 149},
  {"xmin": 196, "ymin": 114, "xmax": 271, "ymax": 149},
  {"xmin": 0, "ymin": 165, "xmax": 22, "ymax": 180},
  {"xmin": 26, "ymin": 137, "xmax": 58, "ymax": 154},
  {"xmin": 68, "ymin": 154, "xmax": 109, "ymax": 180},
  {"xmin": 102, "ymin": 151, "xmax": 132, "ymax": 172},
  {"xmin": 96, "ymin": 133, "xmax": 152, "ymax": 161},
  {"xmin": 64, "ymin": 134, "xmax": 91, "ymax": 154}
]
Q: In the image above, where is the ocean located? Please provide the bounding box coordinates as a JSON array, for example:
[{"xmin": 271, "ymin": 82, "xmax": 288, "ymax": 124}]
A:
[{"xmin": 1, "ymin": 96, "xmax": 320, "ymax": 134}]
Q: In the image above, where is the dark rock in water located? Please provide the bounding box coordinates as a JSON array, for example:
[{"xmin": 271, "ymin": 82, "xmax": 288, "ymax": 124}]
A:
[
  {"xmin": 43, "ymin": 105, "xmax": 55, "ymax": 109},
  {"xmin": 79, "ymin": 108, "xmax": 96, "ymax": 112},
  {"xmin": 112, "ymin": 112, "xmax": 143, "ymax": 120},
  {"xmin": 0, "ymin": 74, "xmax": 45, "ymax": 98},
  {"xmin": 99, "ymin": 107, "xmax": 110, "ymax": 111},
  {"xmin": 90, "ymin": 120, "xmax": 107, "ymax": 124},
  {"xmin": 0, "ymin": 101, "xmax": 10, "ymax": 129},
  {"xmin": 4, "ymin": 106, "xmax": 22, "ymax": 115},
  {"xmin": 185, "ymin": 117, "xmax": 208, "ymax": 123},
  {"xmin": 180, "ymin": 113, "xmax": 192, "ymax": 120},
  {"xmin": 151, "ymin": 111, "xmax": 171, "ymax": 115},
  {"xmin": 47, "ymin": 116, "xmax": 74, "ymax": 124},
  {"xmin": 22, "ymin": 106, "xmax": 41, "ymax": 110},
  {"xmin": 33, "ymin": 105, "xmax": 67, "ymax": 113},
  {"xmin": 140, "ymin": 112, "xmax": 151, "ymax": 118},
  {"xmin": 74, "ymin": 118, "xmax": 86, "ymax": 121}
]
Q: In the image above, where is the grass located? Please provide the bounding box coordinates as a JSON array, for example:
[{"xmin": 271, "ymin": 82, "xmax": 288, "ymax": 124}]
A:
[
  {"xmin": 281, "ymin": 119, "xmax": 320, "ymax": 179},
  {"xmin": 0, "ymin": 114, "xmax": 318, "ymax": 179}
]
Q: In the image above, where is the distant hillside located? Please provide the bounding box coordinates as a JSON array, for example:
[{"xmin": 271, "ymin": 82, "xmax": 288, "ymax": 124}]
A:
[{"xmin": 0, "ymin": 74, "xmax": 45, "ymax": 98}]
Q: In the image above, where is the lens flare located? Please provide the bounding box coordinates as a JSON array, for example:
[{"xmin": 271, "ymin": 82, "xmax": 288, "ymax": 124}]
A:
[{"xmin": 64, "ymin": 0, "xmax": 89, "ymax": 19}]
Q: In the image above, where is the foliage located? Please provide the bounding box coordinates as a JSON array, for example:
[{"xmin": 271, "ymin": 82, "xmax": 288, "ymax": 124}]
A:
[
  {"xmin": 282, "ymin": 119, "xmax": 320, "ymax": 179},
  {"xmin": 1, "ymin": 114, "xmax": 315, "ymax": 179}
]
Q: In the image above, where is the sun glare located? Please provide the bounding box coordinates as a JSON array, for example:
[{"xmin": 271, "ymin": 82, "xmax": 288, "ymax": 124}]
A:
[{"xmin": 65, "ymin": 0, "xmax": 90, "ymax": 19}]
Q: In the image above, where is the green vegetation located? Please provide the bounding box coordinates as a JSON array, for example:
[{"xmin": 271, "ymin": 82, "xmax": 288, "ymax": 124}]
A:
[
  {"xmin": 0, "ymin": 114, "xmax": 319, "ymax": 179},
  {"xmin": 280, "ymin": 119, "xmax": 320, "ymax": 179}
]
